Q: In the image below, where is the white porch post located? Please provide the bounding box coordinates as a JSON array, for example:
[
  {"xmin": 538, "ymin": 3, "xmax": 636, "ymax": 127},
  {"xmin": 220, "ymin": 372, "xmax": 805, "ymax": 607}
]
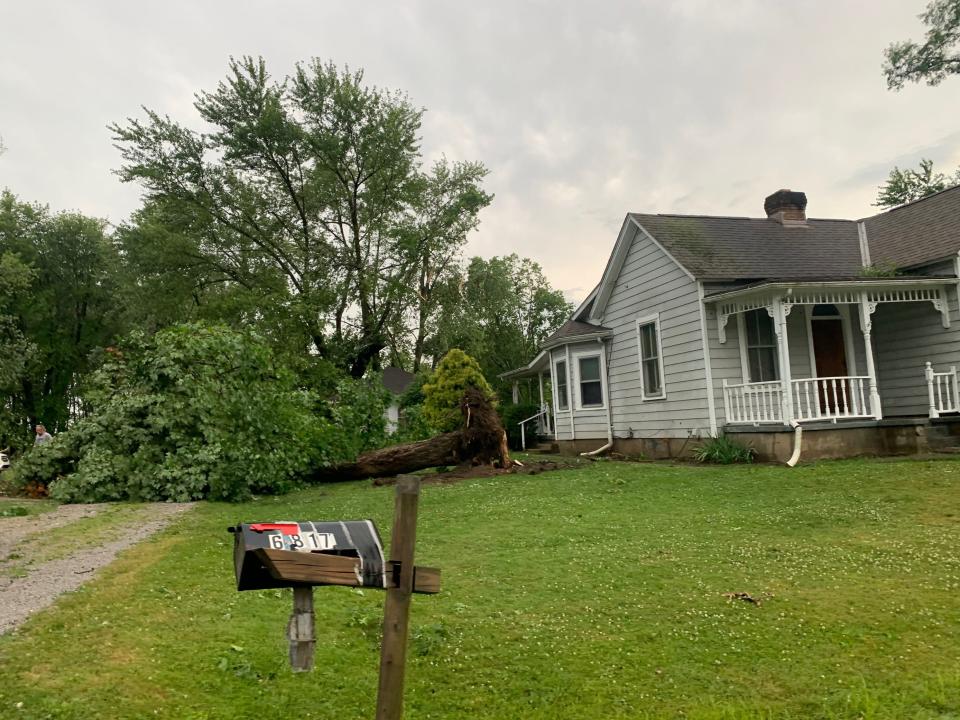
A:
[
  {"xmin": 537, "ymin": 372, "xmax": 547, "ymax": 434},
  {"xmin": 770, "ymin": 297, "xmax": 794, "ymax": 423},
  {"xmin": 858, "ymin": 291, "xmax": 883, "ymax": 419},
  {"xmin": 511, "ymin": 380, "xmax": 519, "ymax": 404}
]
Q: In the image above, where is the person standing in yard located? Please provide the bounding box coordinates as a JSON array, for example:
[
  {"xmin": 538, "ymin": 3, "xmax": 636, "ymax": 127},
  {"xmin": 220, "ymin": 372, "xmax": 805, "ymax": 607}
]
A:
[{"xmin": 34, "ymin": 424, "xmax": 52, "ymax": 445}]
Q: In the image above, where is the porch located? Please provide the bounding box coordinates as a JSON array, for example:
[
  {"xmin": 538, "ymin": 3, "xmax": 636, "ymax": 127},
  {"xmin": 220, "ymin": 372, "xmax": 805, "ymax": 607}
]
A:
[
  {"xmin": 707, "ymin": 278, "xmax": 957, "ymax": 427},
  {"xmin": 501, "ymin": 350, "xmax": 554, "ymax": 449}
]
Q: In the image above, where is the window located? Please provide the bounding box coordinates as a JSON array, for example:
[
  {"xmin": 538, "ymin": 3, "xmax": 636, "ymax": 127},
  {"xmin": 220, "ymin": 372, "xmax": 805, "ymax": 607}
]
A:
[
  {"xmin": 578, "ymin": 355, "xmax": 604, "ymax": 408},
  {"xmin": 744, "ymin": 309, "xmax": 779, "ymax": 382},
  {"xmin": 555, "ymin": 359, "xmax": 569, "ymax": 410},
  {"xmin": 637, "ymin": 315, "xmax": 665, "ymax": 399}
]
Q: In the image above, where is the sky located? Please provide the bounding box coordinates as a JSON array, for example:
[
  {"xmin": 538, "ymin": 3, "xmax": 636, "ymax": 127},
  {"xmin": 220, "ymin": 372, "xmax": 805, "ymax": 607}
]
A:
[{"xmin": 2, "ymin": 0, "xmax": 960, "ymax": 303}]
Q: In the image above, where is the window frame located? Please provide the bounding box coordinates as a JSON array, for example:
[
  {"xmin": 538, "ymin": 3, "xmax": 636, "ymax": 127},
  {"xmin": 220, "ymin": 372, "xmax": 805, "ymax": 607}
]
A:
[
  {"xmin": 737, "ymin": 309, "xmax": 780, "ymax": 384},
  {"xmin": 635, "ymin": 313, "xmax": 667, "ymax": 401},
  {"xmin": 553, "ymin": 356, "xmax": 570, "ymax": 412},
  {"xmin": 572, "ymin": 350, "xmax": 606, "ymax": 410}
]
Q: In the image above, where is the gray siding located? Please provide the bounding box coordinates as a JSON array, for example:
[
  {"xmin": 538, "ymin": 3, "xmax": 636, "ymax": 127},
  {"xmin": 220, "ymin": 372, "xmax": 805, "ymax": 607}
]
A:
[
  {"xmin": 787, "ymin": 309, "xmax": 812, "ymax": 379},
  {"xmin": 874, "ymin": 291, "xmax": 960, "ymax": 416},
  {"xmin": 704, "ymin": 305, "xmax": 740, "ymax": 426},
  {"xmin": 601, "ymin": 226, "xmax": 711, "ymax": 439}
]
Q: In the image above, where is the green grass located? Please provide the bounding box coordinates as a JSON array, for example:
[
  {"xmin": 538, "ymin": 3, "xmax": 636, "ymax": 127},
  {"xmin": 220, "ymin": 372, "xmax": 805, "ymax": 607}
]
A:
[
  {"xmin": 1, "ymin": 504, "xmax": 158, "ymax": 575},
  {"xmin": 0, "ymin": 497, "xmax": 57, "ymax": 518},
  {"xmin": 3, "ymin": 458, "xmax": 960, "ymax": 719}
]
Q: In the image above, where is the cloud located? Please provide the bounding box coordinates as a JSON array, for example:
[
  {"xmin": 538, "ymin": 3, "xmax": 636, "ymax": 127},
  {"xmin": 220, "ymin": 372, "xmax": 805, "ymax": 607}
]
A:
[{"xmin": 2, "ymin": 0, "xmax": 959, "ymax": 302}]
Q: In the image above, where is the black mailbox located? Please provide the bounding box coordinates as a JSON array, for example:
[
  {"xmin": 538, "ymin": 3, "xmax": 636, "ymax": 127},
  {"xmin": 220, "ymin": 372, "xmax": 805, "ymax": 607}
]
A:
[{"xmin": 230, "ymin": 520, "xmax": 388, "ymax": 591}]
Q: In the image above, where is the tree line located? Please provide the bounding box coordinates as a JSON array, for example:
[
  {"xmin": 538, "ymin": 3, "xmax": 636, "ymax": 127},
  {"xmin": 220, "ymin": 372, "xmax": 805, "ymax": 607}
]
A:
[{"xmin": 1, "ymin": 57, "xmax": 571, "ymax": 452}]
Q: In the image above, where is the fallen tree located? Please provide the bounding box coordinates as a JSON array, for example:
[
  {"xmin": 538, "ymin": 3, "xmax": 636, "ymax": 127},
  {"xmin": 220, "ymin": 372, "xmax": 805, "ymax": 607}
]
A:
[{"xmin": 312, "ymin": 388, "xmax": 511, "ymax": 482}]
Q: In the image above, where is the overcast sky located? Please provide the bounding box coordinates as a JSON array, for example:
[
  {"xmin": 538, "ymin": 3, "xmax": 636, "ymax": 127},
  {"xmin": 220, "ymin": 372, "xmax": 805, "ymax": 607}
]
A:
[{"xmin": 2, "ymin": 0, "xmax": 959, "ymax": 302}]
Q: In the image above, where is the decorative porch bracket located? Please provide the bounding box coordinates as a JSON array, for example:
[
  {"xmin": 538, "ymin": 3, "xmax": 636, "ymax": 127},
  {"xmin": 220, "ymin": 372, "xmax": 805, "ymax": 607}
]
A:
[
  {"xmin": 718, "ymin": 312, "xmax": 729, "ymax": 344},
  {"xmin": 716, "ymin": 284, "xmax": 950, "ymax": 343}
]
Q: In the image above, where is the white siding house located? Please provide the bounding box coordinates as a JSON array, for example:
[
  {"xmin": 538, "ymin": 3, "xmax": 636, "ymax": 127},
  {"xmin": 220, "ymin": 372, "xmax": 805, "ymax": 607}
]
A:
[{"xmin": 504, "ymin": 187, "xmax": 960, "ymax": 460}]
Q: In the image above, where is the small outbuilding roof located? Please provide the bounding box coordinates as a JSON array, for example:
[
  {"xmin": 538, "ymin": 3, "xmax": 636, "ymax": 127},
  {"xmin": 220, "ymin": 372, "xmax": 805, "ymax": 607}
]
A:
[{"xmin": 382, "ymin": 366, "xmax": 415, "ymax": 395}]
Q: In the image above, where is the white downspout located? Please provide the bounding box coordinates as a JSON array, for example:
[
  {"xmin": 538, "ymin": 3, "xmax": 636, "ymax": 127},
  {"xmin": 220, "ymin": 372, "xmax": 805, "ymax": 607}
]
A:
[
  {"xmin": 786, "ymin": 419, "xmax": 803, "ymax": 467},
  {"xmin": 565, "ymin": 344, "xmax": 576, "ymax": 440},
  {"xmin": 581, "ymin": 337, "xmax": 614, "ymax": 457}
]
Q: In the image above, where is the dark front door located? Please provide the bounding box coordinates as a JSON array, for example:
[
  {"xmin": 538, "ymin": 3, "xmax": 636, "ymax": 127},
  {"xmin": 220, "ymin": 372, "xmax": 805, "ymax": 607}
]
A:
[{"xmin": 812, "ymin": 318, "xmax": 848, "ymax": 412}]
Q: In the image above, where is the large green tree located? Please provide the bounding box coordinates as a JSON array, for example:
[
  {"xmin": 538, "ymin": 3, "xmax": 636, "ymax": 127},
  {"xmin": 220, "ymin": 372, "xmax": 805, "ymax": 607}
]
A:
[
  {"xmin": 884, "ymin": 0, "xmax": 960, "ymax": 89},
  {"xmin": 112, "ymin": 56, "xmax": 490, "ymax": 377},
  {"xmin": 429, "ymin": 254, "xmax": 571, "ymax": 394},
  {"xmin": 0, "ymin": 251, "xmax": 36, "ymax": 448},
  {"xmin": 0, "ymin": 192, "xmax": 123, "ymax": 434},
  {"xmin": 875, "ymin": 158, "xmax": 960, "ymax": 208},
  {"xmin": 405, "ymin": 159, "xmax": 492, "ymax": 371}
]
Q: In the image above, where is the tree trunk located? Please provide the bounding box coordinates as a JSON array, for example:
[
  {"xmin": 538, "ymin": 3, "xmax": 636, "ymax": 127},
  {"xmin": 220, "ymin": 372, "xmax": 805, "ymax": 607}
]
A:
[{"xmin": 312, "ymin": 388, "xmax": 510, "ymax": 482}]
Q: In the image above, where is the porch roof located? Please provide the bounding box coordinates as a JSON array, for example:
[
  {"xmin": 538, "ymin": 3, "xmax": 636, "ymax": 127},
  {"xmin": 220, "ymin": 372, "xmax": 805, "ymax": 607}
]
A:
[
  {"xmin": 499, "ymin": 350, "xmax": 550, "ymax": 380},
  {"xmin": 703, "ymin": 276, "xmax": 956, "ymax": 304},
  {"xmin": 501, "ymin": 320, "xmax": 613, "ymax": 380}
]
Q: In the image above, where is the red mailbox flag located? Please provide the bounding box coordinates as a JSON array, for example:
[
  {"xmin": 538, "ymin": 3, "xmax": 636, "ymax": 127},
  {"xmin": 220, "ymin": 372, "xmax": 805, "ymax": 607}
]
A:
[{"xmin": 249, "ymin": 522, "xmax": 302, "ymax": 535}]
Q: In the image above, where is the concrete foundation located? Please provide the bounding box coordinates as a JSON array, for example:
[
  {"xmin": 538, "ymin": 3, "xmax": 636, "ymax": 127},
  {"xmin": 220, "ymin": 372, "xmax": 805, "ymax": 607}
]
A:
[{"xmin": 550, "ymin": 418, "xmax": 960, "ymax": 463}]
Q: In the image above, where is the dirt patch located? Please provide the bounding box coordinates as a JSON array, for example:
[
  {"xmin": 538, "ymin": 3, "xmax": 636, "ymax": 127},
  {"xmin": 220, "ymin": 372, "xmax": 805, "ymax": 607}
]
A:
[
  {"xmin": 0, "ymin": 502, "xmax": 194, "ymax": 635},
  {"xmin": 372, "ymin": 458, "xmax": 581, "ymax": 486}
]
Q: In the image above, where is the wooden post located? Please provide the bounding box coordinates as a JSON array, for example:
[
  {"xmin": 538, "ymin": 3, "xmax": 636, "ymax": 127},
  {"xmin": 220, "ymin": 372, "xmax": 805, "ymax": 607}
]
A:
[
  {"xmin": 288, "ymin": 586, "xmax": 315, "ymax": 671},
  {"xmin": 376, "ymin": 475, "xmax": 421, "ymax": 720}
]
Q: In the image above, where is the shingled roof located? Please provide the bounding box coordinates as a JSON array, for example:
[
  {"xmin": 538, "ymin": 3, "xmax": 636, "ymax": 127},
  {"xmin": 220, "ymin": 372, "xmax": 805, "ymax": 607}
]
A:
[
  {"xmin": 864, "ymin": 185, "xmax": 960, "ymax": 269},
  {"xmin": 629, "ymin": 213, "xmax": 863, "ymax": 281},
  {"xmin": 626, "ymin": 185, "xmax": 960, "ymax": 282},
  {"xmin": 543, "ymin": 319, "xmax": 611, "ymax": 345}
]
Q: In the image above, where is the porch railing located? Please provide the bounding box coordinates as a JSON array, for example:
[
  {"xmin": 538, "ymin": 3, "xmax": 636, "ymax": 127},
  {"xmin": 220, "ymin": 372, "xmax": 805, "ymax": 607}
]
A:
[
  {"xmin": 925, "ymin": 362, "xmax": 959, "ymax": 418},
  {"xmin": 518, "ymin": 403, "xmax": 551, "ymax": 450},
  {"xmin": 724, "ymin": 376, "xmax": 875, "ymax": 425},
  {"xmin": 722, "ymin": 380, "xmax": 783, "ymax": 424},
  {"xmin": 791, "ymin": 376, "xmax": 872, "ymax": 422}
]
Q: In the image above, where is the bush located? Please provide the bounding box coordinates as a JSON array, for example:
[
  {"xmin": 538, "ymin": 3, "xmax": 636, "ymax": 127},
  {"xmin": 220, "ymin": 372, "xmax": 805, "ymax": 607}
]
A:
[
  {"xmin": 393, "ymin": 404, "xmax": 435, "ymax": 444},
  {"xmin": 422, "ymin": 349, "xmax": 494, "ymax": 432},
  {"xmin": 13, "ymin": 324, "xmax": 339, "ymax": 502},
  {"xmin": 327, "ymin": 376, "xmax": 390, "ymax": 460},
  {"xmin": 693, "ymin": 434, "xmax": 756, "ymax": 464},
  {"xmin": 500, "ymin": 403, "xmax": 541, "ymax": 450},
  {"xmin": 399, "ymin": 371, "xmax": 432, "ymax": 409}
]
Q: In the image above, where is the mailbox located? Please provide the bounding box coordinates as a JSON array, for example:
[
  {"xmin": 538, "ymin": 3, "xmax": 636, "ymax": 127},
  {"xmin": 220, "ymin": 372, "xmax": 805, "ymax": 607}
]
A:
[{"xmin": 228, "ymin": 520, "xmax": 439, "ymax": 594}]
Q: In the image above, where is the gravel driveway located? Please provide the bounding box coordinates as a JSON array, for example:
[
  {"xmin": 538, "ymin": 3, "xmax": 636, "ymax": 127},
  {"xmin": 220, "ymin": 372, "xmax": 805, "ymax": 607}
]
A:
[{"xmin": 0, "ymin": 502, "xmax": 194, "ymax": 634}]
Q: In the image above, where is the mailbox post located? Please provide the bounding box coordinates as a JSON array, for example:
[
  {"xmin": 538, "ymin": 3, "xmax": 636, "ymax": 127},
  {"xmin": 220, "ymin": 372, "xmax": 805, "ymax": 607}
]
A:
[
  {"xmin": 377, "ymin": 475, "xmax": 419, "ymax": 720},
  {"xmin": 228, "ymin": 475, "xmax": 436, "ymax": 716}
]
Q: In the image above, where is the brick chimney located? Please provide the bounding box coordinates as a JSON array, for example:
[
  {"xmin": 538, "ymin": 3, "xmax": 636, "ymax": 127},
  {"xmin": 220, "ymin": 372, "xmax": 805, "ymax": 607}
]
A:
[{"xmin": 764, "ymin": 189, "xmax": 807, "ymax": 226}]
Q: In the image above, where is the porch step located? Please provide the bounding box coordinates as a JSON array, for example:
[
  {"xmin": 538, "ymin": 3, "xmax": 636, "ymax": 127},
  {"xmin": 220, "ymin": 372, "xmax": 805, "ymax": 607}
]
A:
[{"xmin": 529, "ymin": 442, "xmax": 559, "ymax": 455}]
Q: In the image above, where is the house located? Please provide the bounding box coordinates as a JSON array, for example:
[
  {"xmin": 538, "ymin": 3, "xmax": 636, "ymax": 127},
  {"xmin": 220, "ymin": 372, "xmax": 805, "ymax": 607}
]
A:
[
  {"xmin": 382, "ymin": 366, "xmax": 415, "ymax": 434},
  {"xmin": 503, "ymin": 187, "xmax": 960, "ymax": 461}
]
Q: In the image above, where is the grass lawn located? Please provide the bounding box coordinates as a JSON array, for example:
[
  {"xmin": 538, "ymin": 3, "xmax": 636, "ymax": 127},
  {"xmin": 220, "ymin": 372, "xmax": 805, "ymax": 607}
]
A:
[
  {"xmin": 2, "ymin": 458, "xmax": 960, "ymax": 719},
  {"xmin": 0, "ymin": 496, "xmax": 57, "ymax": 517}
]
